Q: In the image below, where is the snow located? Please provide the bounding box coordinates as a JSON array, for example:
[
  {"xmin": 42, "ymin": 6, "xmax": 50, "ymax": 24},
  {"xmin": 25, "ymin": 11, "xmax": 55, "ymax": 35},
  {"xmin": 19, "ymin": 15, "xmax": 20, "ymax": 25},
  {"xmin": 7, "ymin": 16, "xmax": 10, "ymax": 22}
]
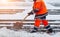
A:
[
  {"xmin": 0, "ymin": 27, "xmax": 59, "ymax": 37},
  {"xmin": 0, "ymin": 0, "xmax": 60, "ymax": 37}
]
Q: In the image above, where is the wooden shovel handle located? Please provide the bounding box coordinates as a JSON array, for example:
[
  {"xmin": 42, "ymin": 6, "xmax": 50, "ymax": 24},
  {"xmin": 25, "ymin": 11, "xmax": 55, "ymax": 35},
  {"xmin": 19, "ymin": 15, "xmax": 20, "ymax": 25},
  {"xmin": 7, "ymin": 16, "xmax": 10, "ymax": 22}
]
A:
[{"xmin": 21, "ymin": 15, "xmax": 29, "ymax": 23}]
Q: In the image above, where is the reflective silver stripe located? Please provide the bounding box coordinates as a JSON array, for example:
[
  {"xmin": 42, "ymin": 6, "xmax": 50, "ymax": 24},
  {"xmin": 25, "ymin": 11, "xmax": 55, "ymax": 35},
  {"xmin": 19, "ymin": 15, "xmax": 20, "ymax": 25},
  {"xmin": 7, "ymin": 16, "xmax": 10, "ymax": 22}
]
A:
[
  {"xmin": 34, "ymin": 26, "xmax": 39, "ymax": 28},
  {"xmin": 45, "ymin": 25, "xmax": 51, "ymax": 30},
  {"xmin": 35, "ymin": 16, "xmax": 46, "ymax": 20},
  {"xmin": 34, "ymin": 9, "xmax": 39, "ymax": 12},
  {"xmin": 36, "ymin": 13, "xmax": 48, "ymax": 17},
  {"xmin": 35, "ymin": 13, "xmax": 48, "ymax": 19},
  {"xmin": 32, "ymin": 9, "xmax": 39, "ymax": 13}
]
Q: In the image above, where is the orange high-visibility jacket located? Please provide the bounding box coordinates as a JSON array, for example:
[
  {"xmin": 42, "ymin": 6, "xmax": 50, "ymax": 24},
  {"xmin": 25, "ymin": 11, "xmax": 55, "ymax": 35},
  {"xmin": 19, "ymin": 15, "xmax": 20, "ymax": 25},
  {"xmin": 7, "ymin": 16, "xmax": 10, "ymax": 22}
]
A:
[{"xmin": 33, "ymin": 0, "xmax": 48, "ymax": 15}]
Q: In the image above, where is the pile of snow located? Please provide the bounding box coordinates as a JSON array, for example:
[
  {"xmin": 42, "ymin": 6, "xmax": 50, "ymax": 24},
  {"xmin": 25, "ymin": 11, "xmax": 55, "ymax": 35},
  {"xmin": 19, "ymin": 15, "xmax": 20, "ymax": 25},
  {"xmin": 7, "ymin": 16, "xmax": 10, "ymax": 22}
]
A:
[{"xmin": 0, "ymin": 27, "xmax": 60, "ymax": 37}]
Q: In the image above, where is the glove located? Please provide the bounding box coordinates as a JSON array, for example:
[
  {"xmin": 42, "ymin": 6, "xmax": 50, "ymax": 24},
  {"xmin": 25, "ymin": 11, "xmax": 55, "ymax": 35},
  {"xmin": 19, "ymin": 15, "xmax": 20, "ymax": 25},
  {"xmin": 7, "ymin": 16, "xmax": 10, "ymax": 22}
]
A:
[
  {"xmin": 28, "ymin": 12, "xmax": 33, "ymax": 16},
  {"xmin": 33, "ymin": 0, "xmax": 36, "ymax": 1}
]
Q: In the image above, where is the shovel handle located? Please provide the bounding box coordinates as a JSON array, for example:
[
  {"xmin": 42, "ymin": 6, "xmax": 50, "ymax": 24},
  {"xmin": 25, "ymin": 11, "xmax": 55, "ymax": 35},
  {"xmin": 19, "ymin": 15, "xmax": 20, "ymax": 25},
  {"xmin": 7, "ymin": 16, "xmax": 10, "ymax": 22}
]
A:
[
  {"xmin": 21, "ymin": 15, "xmax": 29, "ymax": 23},
  {"xmin": 24, "ymin": 15, "xmax": 29, "ymax": 20}
]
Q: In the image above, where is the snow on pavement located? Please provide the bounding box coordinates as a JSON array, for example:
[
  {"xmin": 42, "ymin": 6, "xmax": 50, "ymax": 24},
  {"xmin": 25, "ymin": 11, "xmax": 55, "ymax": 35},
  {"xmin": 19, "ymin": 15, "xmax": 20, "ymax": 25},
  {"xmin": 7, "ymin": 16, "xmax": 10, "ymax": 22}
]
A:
[{"xmin": 0, "ymin": 27, "xmax": 60, "ymax": 37}]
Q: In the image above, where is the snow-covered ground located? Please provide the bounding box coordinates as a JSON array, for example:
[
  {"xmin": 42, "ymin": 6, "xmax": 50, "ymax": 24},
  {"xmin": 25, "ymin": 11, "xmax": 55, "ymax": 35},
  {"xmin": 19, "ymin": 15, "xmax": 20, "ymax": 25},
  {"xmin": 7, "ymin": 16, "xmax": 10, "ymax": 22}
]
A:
[
  {"xmin": 0, "ymin": 27, "xmax": 59, "ymax": 37},
  {"xmin": 0, "ymin": 0, "xmax": 60, "ymax": 37}
]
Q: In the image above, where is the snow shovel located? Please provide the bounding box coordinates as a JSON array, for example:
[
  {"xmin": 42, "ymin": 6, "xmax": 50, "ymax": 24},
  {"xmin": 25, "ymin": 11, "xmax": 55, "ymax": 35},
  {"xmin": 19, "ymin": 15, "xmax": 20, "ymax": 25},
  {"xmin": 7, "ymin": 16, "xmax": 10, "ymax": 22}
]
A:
[{"xmin": 13, "ymin": 15, "xmax": 29, "ymax": 30}]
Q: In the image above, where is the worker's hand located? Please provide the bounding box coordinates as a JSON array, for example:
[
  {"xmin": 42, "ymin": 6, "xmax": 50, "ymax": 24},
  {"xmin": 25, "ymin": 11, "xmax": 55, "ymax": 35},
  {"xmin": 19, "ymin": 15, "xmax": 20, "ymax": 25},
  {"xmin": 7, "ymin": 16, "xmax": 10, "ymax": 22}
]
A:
[
  {"xmin": 28, "ymin": 12, "xmax": 33, "ymax": 16},
  {"xmin": 33, "ymin": 0, "xmax": 36, "ymax": 1}
]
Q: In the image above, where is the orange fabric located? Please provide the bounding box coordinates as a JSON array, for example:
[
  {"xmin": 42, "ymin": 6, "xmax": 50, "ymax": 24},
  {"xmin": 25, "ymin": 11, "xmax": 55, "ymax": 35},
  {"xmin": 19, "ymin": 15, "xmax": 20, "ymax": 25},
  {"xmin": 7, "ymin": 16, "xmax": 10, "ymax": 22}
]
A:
[
  {"xmin": 34, "ymin": 19, "xmax": 41, "ymax": 27},
  {"xmin": 33, "ymin": 0, "xmax": 48, "ymax": 15},
  {"xmin": 34, "ymin": 19, "xmax": 48, "ymax": 28},
  {"xmin": 42, "ymin": 20, "xmax": 48, "ymax": 27}
]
